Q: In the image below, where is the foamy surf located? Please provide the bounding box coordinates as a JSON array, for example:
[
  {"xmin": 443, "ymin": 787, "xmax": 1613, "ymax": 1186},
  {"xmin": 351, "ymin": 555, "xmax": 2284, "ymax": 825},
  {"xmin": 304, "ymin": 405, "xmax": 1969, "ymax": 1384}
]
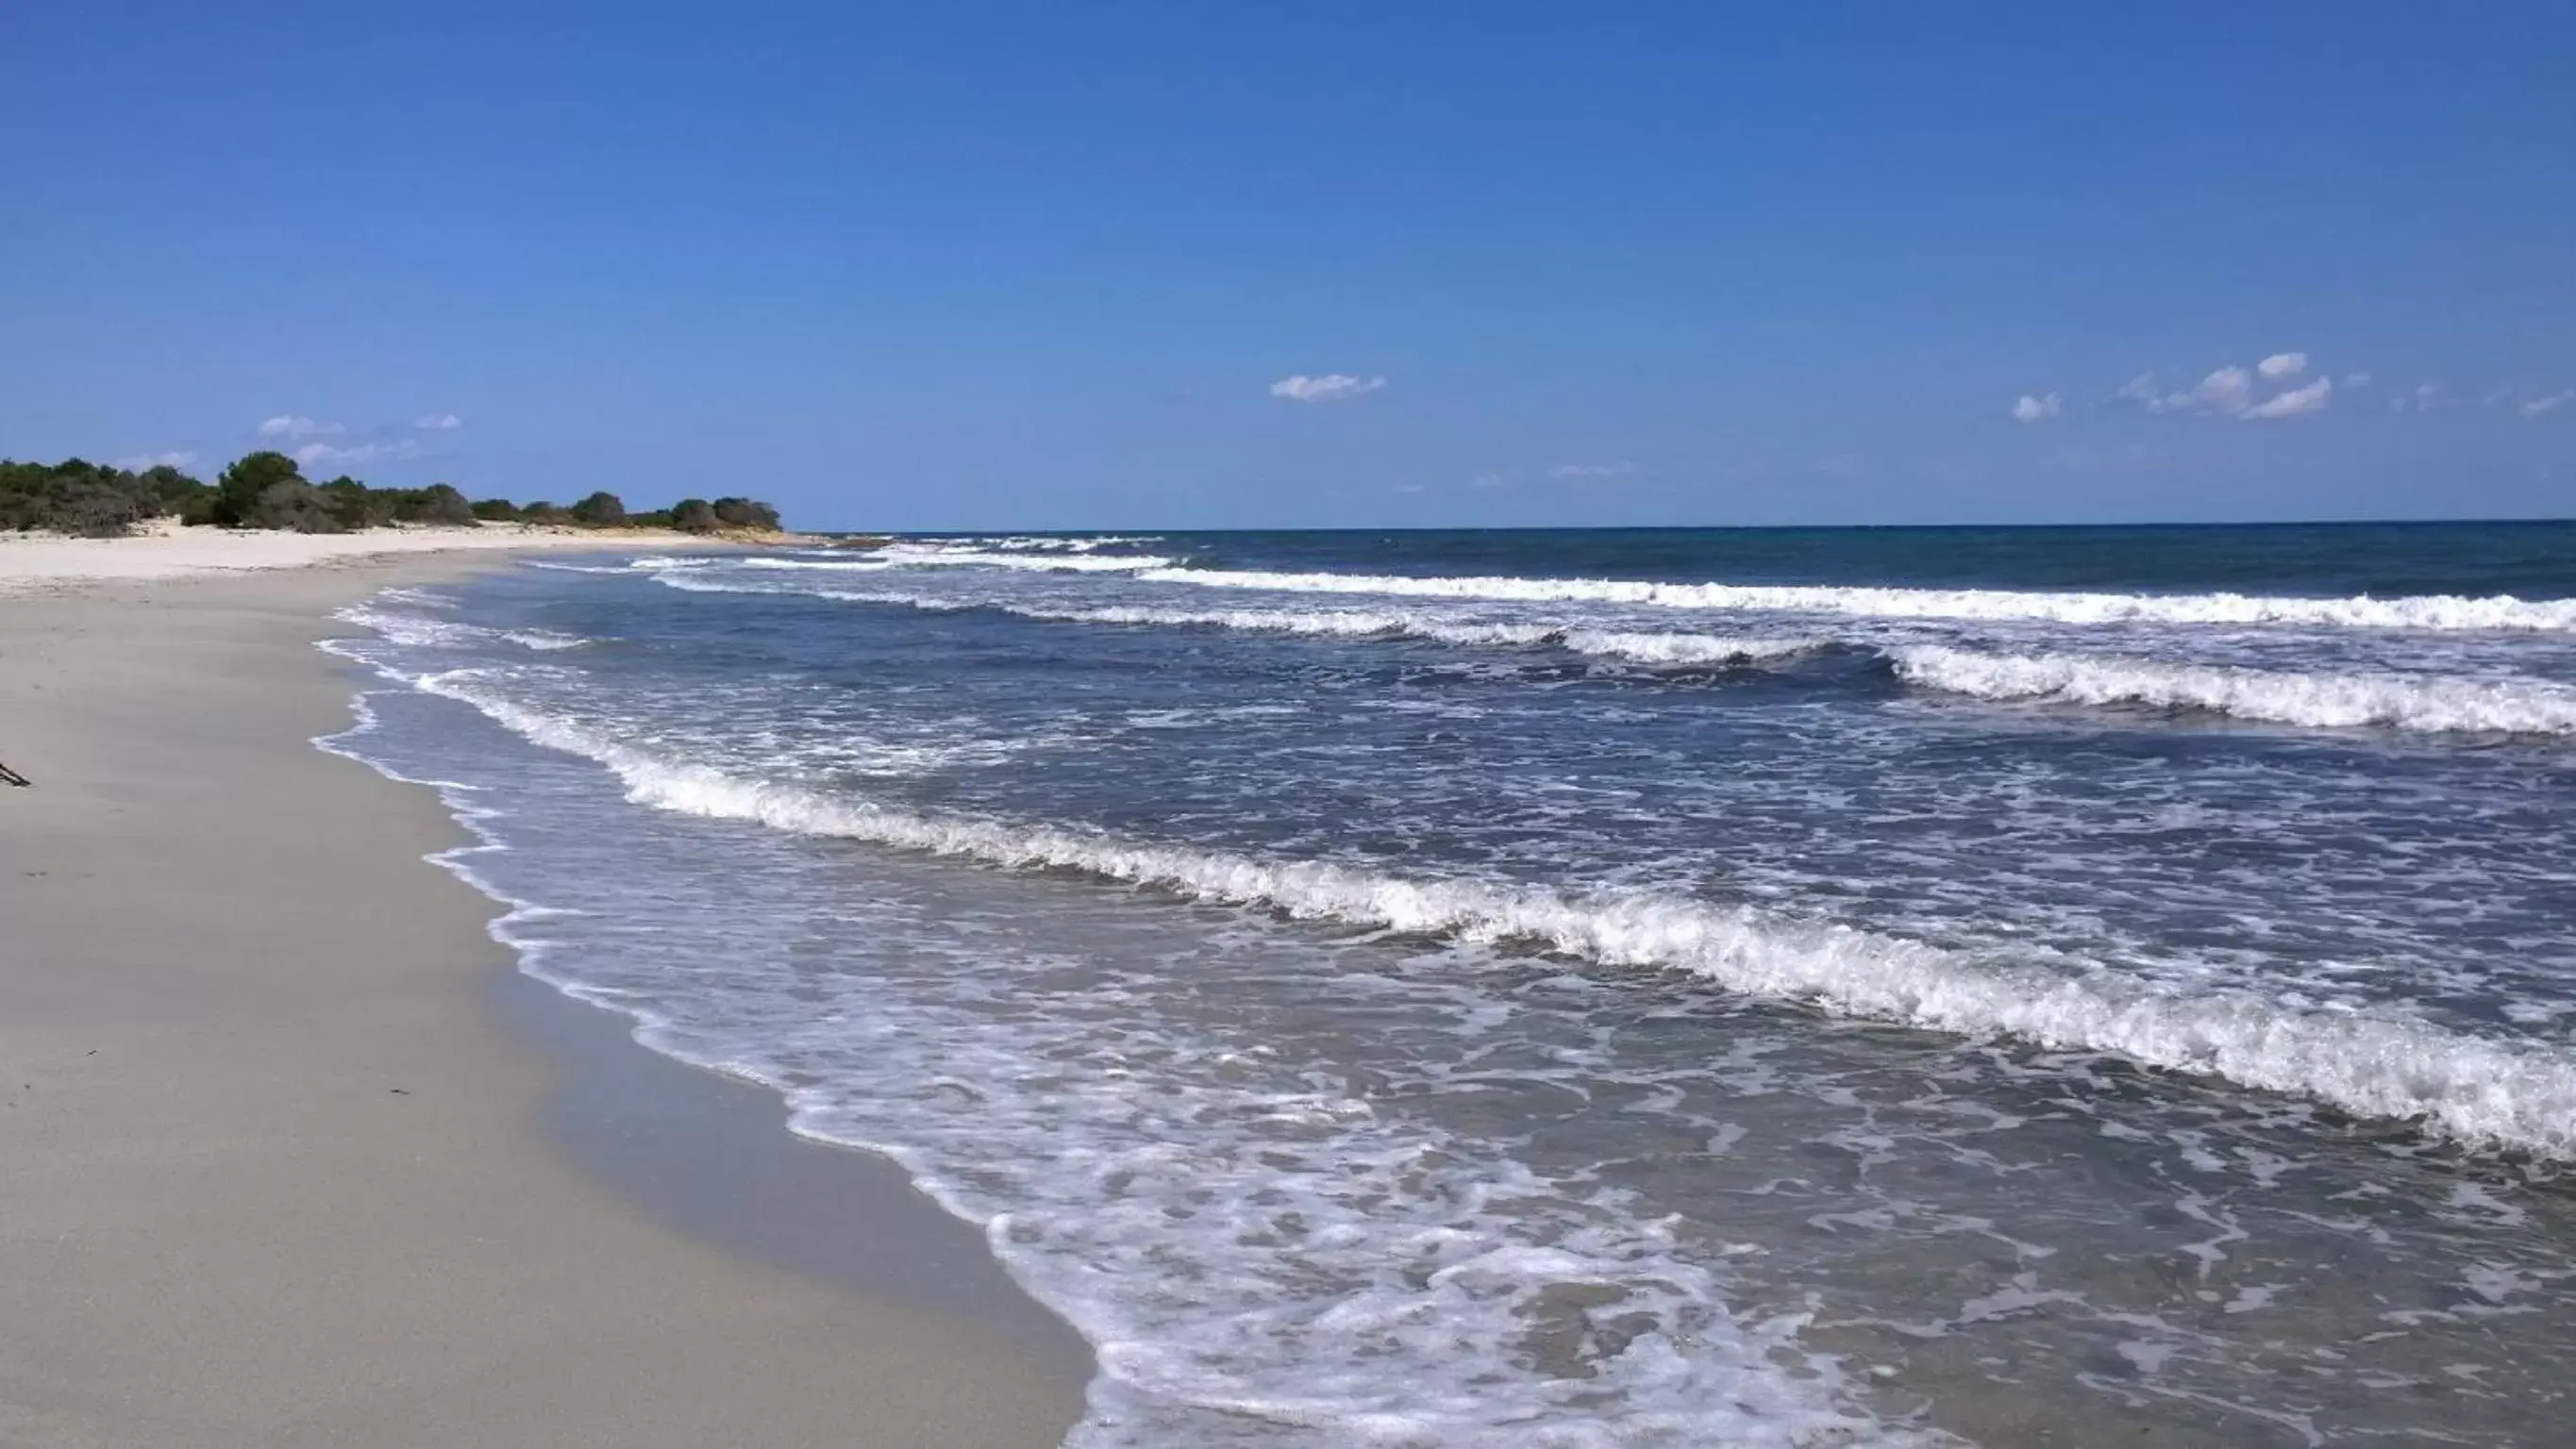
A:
[
  {"xmin": 1895, "ymin": 645, "xmax": 2576, "ymax": 736},
  {"xmin": 914, "ymin": 533, "xmax": 1167, "ymax": 553},
  {"xmin": 335, "ymin": 606, "xmax": 594, "ymax": 653},
  {"xmin": 1133, "ymin": 566, "xmax": 2576, "ymax": 633},
  {"xmin": 369, "ymin": 661, "xmax": 2576, "ymax": 1161},
  {"xmin": 318, "ymin": 686, "xmax": 1925, "ymax": 1449},
  {"xmin": 878, "ymin": 544, "xmax": 1180, "ymax": 573},
  {"xmin": 657, "ymin": 575, "xmax": 1830, "ymax": 668}
]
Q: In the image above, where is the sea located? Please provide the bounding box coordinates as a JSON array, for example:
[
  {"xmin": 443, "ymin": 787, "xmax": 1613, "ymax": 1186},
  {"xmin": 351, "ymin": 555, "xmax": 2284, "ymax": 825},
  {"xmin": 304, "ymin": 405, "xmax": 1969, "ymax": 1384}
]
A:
[{"xmin": 322, "ymin": 522, "xmax": 2576, "ymax": 1447}]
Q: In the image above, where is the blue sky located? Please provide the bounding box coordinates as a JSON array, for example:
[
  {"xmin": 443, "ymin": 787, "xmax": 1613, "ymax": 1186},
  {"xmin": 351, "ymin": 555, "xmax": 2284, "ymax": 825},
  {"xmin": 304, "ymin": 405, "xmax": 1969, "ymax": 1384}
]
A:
[{"xmin": 4, "ymin": 3, "xmax": 2571, "ymax": 529}]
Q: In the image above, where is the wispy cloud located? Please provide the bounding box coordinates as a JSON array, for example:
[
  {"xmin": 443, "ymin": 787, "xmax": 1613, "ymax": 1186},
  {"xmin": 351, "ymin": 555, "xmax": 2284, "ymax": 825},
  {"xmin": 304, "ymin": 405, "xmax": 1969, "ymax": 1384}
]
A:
[
  {"xmin": 2343, "ymin": 373, "xmax": 2372, "ymax": 388},
  {"xmin": 2120, "ymin": 355, "xmax": 2331, "ymax": 417},
  {"xmin": 1547, "ymin": 461, "xmax": 1637, "ymax": 479},
  {"xmin": 2011, "ymin": 391, "xmax": 2063, "ymax": 424},
  {"xmin": 2170, "ymin": 365, "xmax": 2254, "ymax": 416},
  {"xmin": 2524, "ymin": 390, "xmax": 2576, "ymax": 419},
  {"xmin": 1268, "ymin": 374, "xmax": 1385, "ymax": 403},
  {"xmin": 293, "ymin": 439, "xmax": 421, "ymax": 470},
  {"xmin": 258, "ymin": 415, "xmax": 343, "ymax": 440},
  {"xmin": 112, "ymin": 450, "xmax": 198, "ymax": 472},
  {"xmin": 2391, "ymin": 382, "xmax": 2452, "ymax": 412},
  {"xmin": 2257, "ymin": 352, "xmax": 2308, "ymax": 380},
  {"xmin": 413, "ymin": 413, "xmax": 463, "ymax": 431},
  {"xmin": 2241, "ymin": 375, "xmax": 2333, "ymax": 420}
]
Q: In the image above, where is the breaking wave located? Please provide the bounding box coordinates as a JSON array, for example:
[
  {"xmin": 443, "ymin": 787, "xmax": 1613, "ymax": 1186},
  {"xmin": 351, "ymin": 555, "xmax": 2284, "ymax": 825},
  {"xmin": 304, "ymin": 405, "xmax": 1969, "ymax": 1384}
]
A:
[
  {"xmin": 1135, "ymin": 567, "xmax": 2576, "ymax": 633},
  {"xmin": 878, "ymin": 544, "xmax": 1179, "ymax": 573},
  {"xmin": 367, "ymin": 659, "xmax": 2576, "ymax": 1160},
  {"xmin": 661, "ymin": 575, "xmax": 1826, "ymax": 668},
  {"xmin": 335, "ymin": 606, "xmax": 593, "ymax": 653},
  {"xmin": 912, "ymin": 533, "xmax": 1167, "ymax": 553},
  {"xmin": 1896, "ymin": 646, "xmax": 2576, "ymax": 736}
]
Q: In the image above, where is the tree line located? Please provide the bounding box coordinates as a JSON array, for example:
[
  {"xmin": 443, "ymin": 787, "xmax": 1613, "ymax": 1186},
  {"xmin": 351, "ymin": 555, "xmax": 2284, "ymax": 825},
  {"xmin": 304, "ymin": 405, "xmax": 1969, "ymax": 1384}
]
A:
[{"xmin": 3, "ymin": 451, "xmax": 781, "ymax": 538}]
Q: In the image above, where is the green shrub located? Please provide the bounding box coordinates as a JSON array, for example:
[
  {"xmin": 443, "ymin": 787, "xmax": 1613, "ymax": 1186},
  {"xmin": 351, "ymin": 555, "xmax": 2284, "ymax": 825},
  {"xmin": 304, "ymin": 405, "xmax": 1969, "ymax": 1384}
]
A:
[
  {"xmin": 0, "ymin": 458, "xmax": 193, "ymax": 536},
  {"xmin": 320, "ymin": 476, "xmax": 394, "ymax": 531},
  {"xmin": 211, "ymin": 452, "xmax": 304, "ymax": 527},
  {"xmin": 247, "ymin": 480, "xmax": 343, "ymax": 533},
  {"xmin": 8, "ymin": 451, "xmax": 788, "ymax": 535},
  {"xmin": 711, "ymin": 496, "xmax": 781, "ymax": 530},
  {"xmin": 384, "ymin": 483, "xmax": 475, "ymax": 526}
]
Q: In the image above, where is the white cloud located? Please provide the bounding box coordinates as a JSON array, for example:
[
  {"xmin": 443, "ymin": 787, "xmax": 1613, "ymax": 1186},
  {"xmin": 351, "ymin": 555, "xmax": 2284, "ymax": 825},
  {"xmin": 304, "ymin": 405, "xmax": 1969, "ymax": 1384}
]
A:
[
  {"xmin": 2392, "ymin": 382, "xmax": 2451, "ymax": 412},
  {"xmin": 1468, "ymin": 472, "xmax": 1509, "ymax": 490},
  {"xmin": 413, "ymin": 413, "xmax": 463, "ymax": 430},
  {"xmin": 293, "ymin": 439, "xmax": 420, "ymax": 470},
  {"xmin": 2257, "ymin": 352, "xmax": 2308, "ymax": 380},
  {"xmin": 2174, "ymin": 365, "xmax": 2255, "ymax": 416},
  {"xmin": 2523, "ymin": 390, "xmax": 2576, "ymax": 418},
  {"xmin": 112, "ymin": 450, "xmax": 198, "ymax": 472},
  {"xmin": 2241, "ymin": 375, "xmax": 2333, "ymax": 420},
  {"xmin": 258, "ymin": 415, "xmax": 343, "ymax": 440},
  {"xmin": 1547, "ymin": 461, "xmax": 1636, "ymax": 479},
  {"xmin": 1268, "ymin": 374, "xmax": 1385, "ymax": 403},
  {"xmin": 2011, "ymin": 391, "xmax": 2063, "ymax": 424},
  {"xmin": 2115, "ymin": 373, "xmax": 2163, "ymax": 408}
]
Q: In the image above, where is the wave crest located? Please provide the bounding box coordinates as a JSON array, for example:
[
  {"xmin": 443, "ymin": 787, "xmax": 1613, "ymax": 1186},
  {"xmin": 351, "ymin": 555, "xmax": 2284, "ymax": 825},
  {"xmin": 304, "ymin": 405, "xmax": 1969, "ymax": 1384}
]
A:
[
  {"xmin": 700, "ymin": 582, "xmax": 1828, "ymax": 667},
  {"xmin": 878, "ymin": 544, "xmax": 1179, "ymax": 573},
  {"xmin": 1136, "ymin": 567, "xmax": 2576, "ymax": 633},
  {"xmin": 337, "ymin": 605, "xmax": 593, "ymax": 653},
  {"xmin": 371, "ymin": 665, "xmax": 2576, "ymax": 1160},
  {"xmin": 1897, "ymin": 645, "xmax": 2576, "ymax": 736}
]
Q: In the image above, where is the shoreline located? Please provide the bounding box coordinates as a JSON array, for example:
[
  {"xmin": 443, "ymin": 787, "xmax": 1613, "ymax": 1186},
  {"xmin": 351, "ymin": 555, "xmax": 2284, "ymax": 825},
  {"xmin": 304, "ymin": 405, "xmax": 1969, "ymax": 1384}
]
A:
[
  {"xmin": 0, "ymin": 522, "xmax": 778, "ymax": 599},
  {"xmin": 0, "ymin": 556, "xmax": 1088, "ymax": 1446}
]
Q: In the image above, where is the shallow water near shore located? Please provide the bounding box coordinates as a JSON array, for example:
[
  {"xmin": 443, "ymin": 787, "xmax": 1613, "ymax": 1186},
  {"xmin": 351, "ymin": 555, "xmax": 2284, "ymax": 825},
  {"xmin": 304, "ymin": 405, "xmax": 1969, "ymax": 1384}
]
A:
[{"xmin": 327, "ymin": 524, "xmax": 2576, "ymax": 1446}]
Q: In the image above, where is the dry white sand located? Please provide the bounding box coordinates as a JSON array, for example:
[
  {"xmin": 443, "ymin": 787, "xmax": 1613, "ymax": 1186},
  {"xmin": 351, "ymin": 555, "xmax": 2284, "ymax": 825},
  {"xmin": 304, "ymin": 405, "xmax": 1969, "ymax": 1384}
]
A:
[
  {"xmin": 0, "ymin": 558, "xmax": 1083, "ymax": 1446},
  {"xmin": 0, "ymin": 521, "xmax": 711, "ymax": 596}
]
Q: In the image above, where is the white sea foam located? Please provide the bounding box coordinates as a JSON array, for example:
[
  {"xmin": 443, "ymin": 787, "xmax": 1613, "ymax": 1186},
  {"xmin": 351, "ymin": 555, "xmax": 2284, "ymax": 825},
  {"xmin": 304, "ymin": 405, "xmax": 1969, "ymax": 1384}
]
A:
[
  {"xmin": 1896, "ymin": 645, "xmax": 2576, "ymax": 736},
  {"xmin": 1031, "ymin": 603, "xmax": 1824, "ymax": 667},
  {"xmin": 379, "ymin": 668, "xmax": 2576, "ymax": 1160},
  {"xmin": 732, "ymin": 556, "xmax": 895, "ymax": 572},
  {"xmin": 314, "ymin": 666, "xmax": 1915, "ymax": 1447},
  {"xmin": 657, "ymin": 576, "xmax": 1828, "ymax": 668},
  {"xmin": 918, "ymin": 533, "xmax": 1166, "ymax": 553},
  {"xmin": 335, "ymin": 606, "xmax": 593, "ymax": 653},
  {"xmin": 877, "ymin": 543, "xmax": 1179, "ymax": 573},
  {"xmin": 522, "ymin": 558, "xmax": 711, "ymax": 575},
  {"xmin": 1134, "ymin": 567, "xmax": 2576, "ymax": 633},
  {"xmin": 376, "ymin": 585, "xmax": 460, "ymax": 608}
]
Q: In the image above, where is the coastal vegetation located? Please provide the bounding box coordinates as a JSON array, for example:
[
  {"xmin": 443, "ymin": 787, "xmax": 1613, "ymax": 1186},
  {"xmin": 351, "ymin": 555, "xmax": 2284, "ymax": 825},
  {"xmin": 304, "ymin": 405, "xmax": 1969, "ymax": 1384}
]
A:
[{"xmin": 1, "ymin": 453, "xmax": 782, "ymax": 538}]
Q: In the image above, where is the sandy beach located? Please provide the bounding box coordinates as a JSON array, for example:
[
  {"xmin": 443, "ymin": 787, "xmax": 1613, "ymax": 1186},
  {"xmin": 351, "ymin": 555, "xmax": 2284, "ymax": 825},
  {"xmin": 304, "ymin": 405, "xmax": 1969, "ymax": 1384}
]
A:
[
  {"xmin": 0, "ymin": 548, "xmax": 1087, "ymax": 1446},
  {"xmin": 0, "ymin": 521, "xmax": 718, "ymax": 597}
]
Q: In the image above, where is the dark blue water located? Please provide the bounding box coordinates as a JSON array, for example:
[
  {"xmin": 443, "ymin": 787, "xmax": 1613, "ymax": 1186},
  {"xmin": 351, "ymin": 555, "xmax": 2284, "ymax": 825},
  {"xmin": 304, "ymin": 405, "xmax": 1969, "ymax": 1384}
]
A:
[
  {"xmin": 1116, "ymin": 521, "xmax": 2576, "ymax": 597},
  {"xmin": 327, "ymin": 524, "xmax": 2576, "ymax": 1448}
]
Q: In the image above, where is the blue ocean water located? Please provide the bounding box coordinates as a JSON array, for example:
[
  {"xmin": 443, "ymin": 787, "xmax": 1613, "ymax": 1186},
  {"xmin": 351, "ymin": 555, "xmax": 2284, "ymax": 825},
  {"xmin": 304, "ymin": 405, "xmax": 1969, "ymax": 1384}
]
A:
[{"xmin": 327, "ymin": 523, "xmax": 2576, "ymax": 1447}]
